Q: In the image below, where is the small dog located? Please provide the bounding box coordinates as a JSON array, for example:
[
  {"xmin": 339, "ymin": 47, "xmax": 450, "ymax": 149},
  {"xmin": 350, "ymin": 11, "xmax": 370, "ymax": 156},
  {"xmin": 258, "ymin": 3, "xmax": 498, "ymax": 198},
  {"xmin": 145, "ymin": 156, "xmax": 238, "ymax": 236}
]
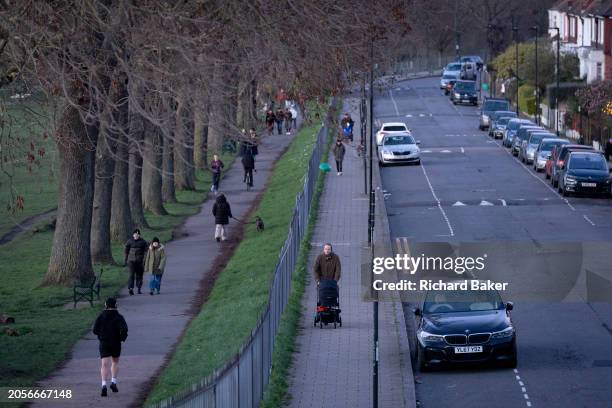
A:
[{"xmin": 255, "ymin": 216, "xmax": 265, "ymax": 232}]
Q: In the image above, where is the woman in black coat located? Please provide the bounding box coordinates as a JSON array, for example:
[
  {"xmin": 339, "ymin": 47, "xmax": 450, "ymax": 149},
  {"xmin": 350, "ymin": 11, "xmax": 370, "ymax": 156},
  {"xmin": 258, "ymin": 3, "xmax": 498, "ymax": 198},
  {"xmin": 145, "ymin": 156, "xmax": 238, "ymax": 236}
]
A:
[{"xmin": 212, "ymin": 194, "xmax": 232, "ymax": 242}]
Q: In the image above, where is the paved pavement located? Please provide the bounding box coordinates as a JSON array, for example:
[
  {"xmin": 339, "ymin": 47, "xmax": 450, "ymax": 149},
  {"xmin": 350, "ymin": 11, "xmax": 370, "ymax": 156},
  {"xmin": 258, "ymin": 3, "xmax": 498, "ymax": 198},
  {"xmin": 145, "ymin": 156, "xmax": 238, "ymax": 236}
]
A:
[
  {"xmin": 377, "ymin": 76, "xmax": 612, "ymax": 408},
  {"xmin": 285, "ymin": 99, "xmax": 415, "ymax": 408},
  {"xmin": 32, "ymin": 128, "xmax": 297, "ymax": 408}
]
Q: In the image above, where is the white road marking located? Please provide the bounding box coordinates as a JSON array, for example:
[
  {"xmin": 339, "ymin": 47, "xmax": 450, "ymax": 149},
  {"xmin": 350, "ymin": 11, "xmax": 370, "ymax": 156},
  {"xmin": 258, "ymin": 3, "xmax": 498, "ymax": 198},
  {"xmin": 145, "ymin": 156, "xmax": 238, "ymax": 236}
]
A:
[
  {"xmin": 460, "ymin": 147, "xmax": 465, "ymax": 153},
  {"xmin": 452, "ymin": 201, "xmax": 467, "ymax": 206},
  {"xmin": 389, "ymin": 90, "xmax": 400, "ymax": 116},
  {"xmin": 440, "ymin": 149, "xmax": 452, "ymax": 153},
  {"xmin": 526, "ymin": 402, "xmax": 532, "ymax": 407},
  {"xmin": 512, "ymin": 369, "xmax": 532, "ymax": 407},
  {"xmin": 406, "ymin": 114, "xmax": 413, "ymax": 118},
  {"xmin": 583, "ymin": 215, "xmax": 596, "ymax": 226},
  {"xmin": 419, "ymin": 113, "xmax": 425, "ymax": 117},
  {"xmin": 499, "ymin": 199, "xmax": 507, "ymax": 206},
  {"xmin": 522, "ymin": 387, "xmax": 527, "ymax": 393},
  {"xmin": 519, "ymin": 381, "xmax": 524, "ymax": 386},
  {"xmin": 524, "ymin": 394, "xmax": 530, "ymax": 400},
  {"xmin": 421, "ymin": 150, "xmax": 432, "ymax": 153},
  {"xmin": 419, "ymin": 163, "xmax": 455, "ymax": 237},
  {"xmin": 479, "ymin": 200, "xmax": 494, "ymax": 206}
]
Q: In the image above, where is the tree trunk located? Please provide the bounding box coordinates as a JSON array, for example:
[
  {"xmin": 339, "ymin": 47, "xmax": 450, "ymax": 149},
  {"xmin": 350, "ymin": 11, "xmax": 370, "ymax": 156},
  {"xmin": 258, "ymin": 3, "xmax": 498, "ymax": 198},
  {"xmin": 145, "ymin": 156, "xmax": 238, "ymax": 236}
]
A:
[
  {"xmin": 162, "ymin": 136, "xmax": 177, "ymax": 203},
  {"xmin": 128, "ymin": 110, "xmax": 150, "ymax": 229},
  {"xmin": 142, "ymin": 120, "xmax": 167, "ymax": 215},
  {"xmin": 250, "ymin": 79, "xmax": 258, "ymax": 127},
  {"xmin": 90, "ymin": 128, "xmax": 116, "ymax": 264},
  {"xmin": 207, "ymin": 62, "xmax": 227, "ymax": 155},
  {"xmin": 45, "ymin": 104, "xmax": 97, "ymax": 285},
  {"xmin": 109, "ymin": 84, "xmax": 133, "ymax": 243},
  {"xmin": 194, "ymin": 94, "xmax": 209, "ymax": 170},
  {"xmin": 174, "ymin": 97, "xmax": 196, "ymax": 190}
]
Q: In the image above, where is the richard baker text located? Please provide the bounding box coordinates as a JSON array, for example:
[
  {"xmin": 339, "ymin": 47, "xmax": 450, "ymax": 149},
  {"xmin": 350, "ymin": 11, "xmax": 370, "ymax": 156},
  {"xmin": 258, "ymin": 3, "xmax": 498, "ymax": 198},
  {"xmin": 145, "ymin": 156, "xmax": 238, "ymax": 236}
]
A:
[{"xmin": 372, "ymin": 279, "xmax": 509, "ymax": 292}]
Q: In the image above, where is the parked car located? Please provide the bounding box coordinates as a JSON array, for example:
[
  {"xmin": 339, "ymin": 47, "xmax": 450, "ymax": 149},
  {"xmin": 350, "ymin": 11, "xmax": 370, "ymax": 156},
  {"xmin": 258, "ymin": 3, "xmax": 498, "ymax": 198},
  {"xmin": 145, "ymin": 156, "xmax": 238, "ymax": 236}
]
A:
[
  {"xmin": 460, "ymin": 62, "xmax": 477, "ymax": 80},
  {"xmin": 375, "ymin": 122, "xmax": 409, "ymax": 146},
  {"xmin": 414, "ymin": 284, "xmax": 517, "ymax": 371},
  {"xmin": 551, "ymin": 144, "xmax": 594, "ymax": 187},
  {"xmin": 440, "ymin": 73, "xmax": 459, "ymax": 89},
  {"xmin": 488, "ymin": 111, "xmax": 517, "ymax": 138},
  {"xmin": 545, "ymin": 143, "xmax": 567, "ymax": 179},
  {"xmin": 378, "ymin": 133, "xmax": 421, "ymax": 166},
  {"xmin": 557, "ymin": 151, "xmax": 612, "ymax": 197},
  {"xmin": 443, "ymin": 62, "xmax": 463, "ymax": 78},
  {"xmin": 535, "ymin": 138, "xmax": 569, "ymax": 172},
  {"xmin": 460, "ymin": 55, "xmax": 484, "ymax": 68},
  {"xmin": 479, "ymin": 98, "xmax": 510, "ymax": 130},
  {"xmin": 512, "ymin": 125, "xmax": 542, "ymax": 156},
  {"xmin": 503, "ymin": 119, "xmax": 533, "ymax": 147},
  {"xmin": 520, "ymin": 131, "xmax": 555, "ymax": 164},
  {"xmin": 450, "ymin": 80, "xmax": 478, "ymax": 105}
]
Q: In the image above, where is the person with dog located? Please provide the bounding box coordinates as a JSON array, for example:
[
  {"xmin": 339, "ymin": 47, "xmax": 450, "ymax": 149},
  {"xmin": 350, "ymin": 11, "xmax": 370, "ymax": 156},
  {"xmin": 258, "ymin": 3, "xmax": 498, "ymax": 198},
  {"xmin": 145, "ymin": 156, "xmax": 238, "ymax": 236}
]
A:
[
  {"xmin": 124, "ymin": 229, "xmax": 148, "ymax": 295},
  {"xmin": 313, "ymin": 243, "xmax": 341, "ymax": 283},
  {"xmin": 333, "ymin": 138, "xmax": 346, "ymax": 176},
  {"xmin": 144, "ymin": 237, "xmax": 166, "ymax": 295},
  {"xmin": 93, "ymin": 297, "xmax": 128, "ymax": 397},
  {"xmin": 212, "ymin": 193, "xmax": 232, "ymax": 242}
]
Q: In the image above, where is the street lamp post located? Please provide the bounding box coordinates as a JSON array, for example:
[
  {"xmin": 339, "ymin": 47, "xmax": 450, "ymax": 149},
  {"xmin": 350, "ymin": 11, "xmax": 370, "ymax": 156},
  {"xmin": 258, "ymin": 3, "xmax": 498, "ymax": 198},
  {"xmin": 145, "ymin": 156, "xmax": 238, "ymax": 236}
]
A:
[
  {"xmin": 531, "ymin": 25, "xmax": 539, "ymax": 125},
  {"xmin": 552, "ymin": 26, "xmax": 561, "ymax": 136},
  {"xmin": 512, "ymin": 19, "xmax": 519, "ymax": 115}
]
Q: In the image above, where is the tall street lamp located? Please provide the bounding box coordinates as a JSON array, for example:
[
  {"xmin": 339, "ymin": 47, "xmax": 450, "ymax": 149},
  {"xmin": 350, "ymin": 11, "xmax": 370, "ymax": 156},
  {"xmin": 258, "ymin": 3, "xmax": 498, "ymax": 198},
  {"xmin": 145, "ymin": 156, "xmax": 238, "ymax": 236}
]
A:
[
  {"xmin": 531, "ymin": 25, "xmax": 539, "ymax": 125},
  {"xmin": 512, "ymin": 18, "xmax": 519, "ymax": 115},
  {"xmin": 552, "ymin": 26, "xmax": 561, "ymax": 136}
]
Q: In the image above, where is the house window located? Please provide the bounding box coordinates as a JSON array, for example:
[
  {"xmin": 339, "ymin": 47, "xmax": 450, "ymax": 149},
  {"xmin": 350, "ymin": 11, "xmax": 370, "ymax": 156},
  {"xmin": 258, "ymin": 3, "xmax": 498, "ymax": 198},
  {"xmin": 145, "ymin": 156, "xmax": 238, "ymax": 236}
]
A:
[
  {"xmin": 593, "ymin": 18, "xmax": 598, "ymax": 46},
  {"xmin": 596, "ymin": 62, "xmax": 602, "ymax": 81}
]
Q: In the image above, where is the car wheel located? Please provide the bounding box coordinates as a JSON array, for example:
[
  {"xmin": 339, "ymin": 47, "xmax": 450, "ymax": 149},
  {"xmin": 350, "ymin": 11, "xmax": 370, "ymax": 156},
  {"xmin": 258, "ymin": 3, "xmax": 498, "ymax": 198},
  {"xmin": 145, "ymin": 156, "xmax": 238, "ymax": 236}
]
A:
[
  {"xmin": 479, "ymin": 125, "xmax": 484, "ymax": 131},
  {"xmin": 562, "ymin": 187, "xmax": 570, "ymax": 197},
  {"xmin": 553, "ymin": 178, "xmax": 558, "ymax": 188},
  {"xmin": 415, "ymin": 159, "xmax": 421, "ymax": 165}
]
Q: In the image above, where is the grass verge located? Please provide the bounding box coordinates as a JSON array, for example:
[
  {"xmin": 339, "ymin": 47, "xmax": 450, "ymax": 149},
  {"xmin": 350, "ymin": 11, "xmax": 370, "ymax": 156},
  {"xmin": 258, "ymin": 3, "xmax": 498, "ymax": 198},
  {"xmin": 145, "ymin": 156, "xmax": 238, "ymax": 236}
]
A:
[
  {"xmin": 0, "ymin": 154, "xmax": 233, "ymax": 407},
  {"xmin": 259, "ymin": 122, "xmax": 333, "ymax": 408},
  {"xmin": 146, "ymin": 101, "xmax": 328, "ymax": 405}
]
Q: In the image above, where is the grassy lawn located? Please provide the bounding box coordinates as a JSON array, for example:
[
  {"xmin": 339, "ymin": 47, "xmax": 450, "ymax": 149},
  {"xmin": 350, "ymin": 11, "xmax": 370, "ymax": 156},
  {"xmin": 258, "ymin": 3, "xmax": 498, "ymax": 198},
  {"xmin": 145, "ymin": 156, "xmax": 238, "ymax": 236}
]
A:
[
  {"xmin": 146, "ymin": 101, "xmax": 328, "ymax": 405},
  {"xmin": 0, "ymin": 97, "xmax": 57, "ymax": 237},
  {"xmin": 0, "ymin": 155, "xmax": 234, "ymax": 404}
]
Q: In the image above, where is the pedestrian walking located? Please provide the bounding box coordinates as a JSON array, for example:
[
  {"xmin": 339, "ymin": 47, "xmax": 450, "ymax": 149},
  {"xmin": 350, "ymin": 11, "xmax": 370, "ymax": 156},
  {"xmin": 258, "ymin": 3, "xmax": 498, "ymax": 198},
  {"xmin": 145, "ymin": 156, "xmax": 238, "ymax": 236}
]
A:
[
  {"xmin": 290, "ymin": 106, "xmax": 297, "ymax": 129},
  {"xmin": 313, "ymin": 243, "xmax": 341, "ymax": 283},
  {"xmin": 144, "ymin": 237, "xmax": 166, "ymax": 295},
  {"xmin": 265, "ymin": 109, "xmax": 276, "ymax": 134},
  {"xmin": 124, "ymin": 229, "xmax": 148, "ymax": 295},
  {"xmin": 275, "ymin": 108, "xmax": 285, "ymax": 135},
  {"xmin": 210, "ymin": 154, "xmax": 224, "ymax": 195},
  {"xmin": 248, "ymin": 128, "xmax": 259, "ymax": 171},
  {"xmin": 212, "ymin": 194, "xmax": 232, "ymax": 242},
  {"xmin": 93, "ymin": 297, "xmax": 128, "ymax": 397},
  {"xmin": 333, "ymin": 138, "xmax": 346, "ymax": 176},
  {"xmin": 241, "ymin": 143, "xmax": 255, "ymax": 188},
  {"xmin": 284, "ymin": 107, "xmax": 293, "ymax": 133}
]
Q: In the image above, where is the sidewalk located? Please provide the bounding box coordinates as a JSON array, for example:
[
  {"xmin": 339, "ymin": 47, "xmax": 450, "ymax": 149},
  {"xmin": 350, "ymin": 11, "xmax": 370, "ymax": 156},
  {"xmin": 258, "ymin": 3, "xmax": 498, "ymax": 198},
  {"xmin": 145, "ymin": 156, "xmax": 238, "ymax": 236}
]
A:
[
  {"xmin": 33, "ymin": 129, "xmax": 297, "ymax": 407},
  {"xmin": 285, "ymin": 99, "xmax": 415, "ymax": 408}
]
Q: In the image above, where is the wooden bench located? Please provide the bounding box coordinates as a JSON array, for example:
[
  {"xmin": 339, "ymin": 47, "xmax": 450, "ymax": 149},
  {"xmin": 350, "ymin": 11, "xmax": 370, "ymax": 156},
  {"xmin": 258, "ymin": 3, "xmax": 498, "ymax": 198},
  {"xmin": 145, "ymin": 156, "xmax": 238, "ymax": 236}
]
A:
[{"xmin": 73, "ymin": 268, "xmax": 103, "ymax": 308}]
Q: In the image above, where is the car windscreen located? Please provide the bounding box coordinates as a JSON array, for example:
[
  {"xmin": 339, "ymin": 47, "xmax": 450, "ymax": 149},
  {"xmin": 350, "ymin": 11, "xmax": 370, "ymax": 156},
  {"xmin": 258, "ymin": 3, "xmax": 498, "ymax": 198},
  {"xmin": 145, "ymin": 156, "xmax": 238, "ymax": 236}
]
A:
[
  {"xmin": 443, "ymin": 74, "xmax": 456, "ymax": 79},
  {"xmin": 383, "ymin": 135, "xmax": 415, "ymax": 145},
  {"xmin": 382, "ymin": 125, "xmax": 405, "ymax": 132},
  {"xmin": 496, "ymin": 117, "xmax": 513, "ymax": 126},
  {"xmin": 507, "ymin": 120, "xmax": 531, "ymax": 130},
  {"xmin": 540, "ymin": 142, "xmax": 559, "ymax": 151},
  {"xmin": 447, "ymin": 63, "xmax": 461, "ymax": 71},
  {"xmin": 484, "ymin": 101, "xmax": 510, "ymax": 112},
  {"xmin": 454, "ymin": 82, "xmax": 475, "ymax": 91},
  {"xmin": 423, "ymin": 289, "xmax": 504, "ymax": 313},
  {"xmin": 569, "ymin": 154, "xmax": 608, "ymax": 171},
  {"xmin": 528, "ymin": 135, "xmax": 545, "ymax": 145}
]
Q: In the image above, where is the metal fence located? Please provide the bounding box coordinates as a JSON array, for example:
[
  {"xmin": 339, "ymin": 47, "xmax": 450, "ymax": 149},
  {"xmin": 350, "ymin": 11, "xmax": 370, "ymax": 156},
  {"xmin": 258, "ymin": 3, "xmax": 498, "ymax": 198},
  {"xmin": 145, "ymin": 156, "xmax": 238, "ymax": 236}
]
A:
[{"xmin": 150, "ymin": 119, "xmax": 331, "ymax": 408}]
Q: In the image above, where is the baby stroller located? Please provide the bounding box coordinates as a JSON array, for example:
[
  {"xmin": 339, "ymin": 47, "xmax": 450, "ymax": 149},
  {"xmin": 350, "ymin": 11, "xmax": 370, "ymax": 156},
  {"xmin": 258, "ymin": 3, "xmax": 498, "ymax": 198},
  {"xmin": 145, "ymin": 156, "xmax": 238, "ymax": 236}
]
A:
[
  {"xmin": 342, "ymin": 123, "xmax": 354, "ymax": 142},
  {"xmin": 314, "ymin": 280, "xmax": 342, "ymax": 329}
]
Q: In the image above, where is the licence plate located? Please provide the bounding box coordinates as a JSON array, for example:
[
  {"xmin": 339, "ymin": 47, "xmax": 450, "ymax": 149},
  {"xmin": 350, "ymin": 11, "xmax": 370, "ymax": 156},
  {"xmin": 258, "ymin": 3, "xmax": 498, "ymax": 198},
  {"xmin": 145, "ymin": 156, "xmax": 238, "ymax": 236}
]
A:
[
  {"xmin": 454, "ymin": 346, "xmax": 483, "ymax": 354},
  {"xmin": 582, "ymin": 182, "xmax": 597, "ymax": 187}
]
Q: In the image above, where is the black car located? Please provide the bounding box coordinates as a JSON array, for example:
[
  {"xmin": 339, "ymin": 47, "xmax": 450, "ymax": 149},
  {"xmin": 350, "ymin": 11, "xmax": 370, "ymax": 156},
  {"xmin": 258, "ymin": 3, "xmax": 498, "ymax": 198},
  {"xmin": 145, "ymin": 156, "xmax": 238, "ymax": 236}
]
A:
[
  {"xmin": 551, "ymin": 144, "xmax": 594, "ymax": 187},
  {"xmin": 414, "ymin": 285, "xmax": 517, "ymax": 371},
  {"xmin": 450, "ymin": 80, "xmax": 478, "ymax": 105},
  {"xmin": 557, "ymin": 151, "xmax": 612, "ymax": 197}
]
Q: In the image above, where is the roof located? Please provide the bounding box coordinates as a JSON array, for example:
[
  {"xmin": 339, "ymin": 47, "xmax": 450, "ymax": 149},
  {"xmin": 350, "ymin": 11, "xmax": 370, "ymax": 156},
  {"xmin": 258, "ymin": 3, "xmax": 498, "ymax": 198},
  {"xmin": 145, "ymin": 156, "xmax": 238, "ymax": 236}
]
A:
[{"xmin": 550, "ymin": 0, "xmax": 612, "ymax": 16}]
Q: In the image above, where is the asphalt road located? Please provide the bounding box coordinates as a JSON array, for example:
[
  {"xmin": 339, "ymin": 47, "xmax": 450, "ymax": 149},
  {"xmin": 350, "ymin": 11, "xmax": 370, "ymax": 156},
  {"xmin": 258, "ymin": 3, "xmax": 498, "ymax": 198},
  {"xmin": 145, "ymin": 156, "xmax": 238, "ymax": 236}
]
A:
[{"xmin": 376, "ymin": 77, "xmax": 612, "ymax": 408}]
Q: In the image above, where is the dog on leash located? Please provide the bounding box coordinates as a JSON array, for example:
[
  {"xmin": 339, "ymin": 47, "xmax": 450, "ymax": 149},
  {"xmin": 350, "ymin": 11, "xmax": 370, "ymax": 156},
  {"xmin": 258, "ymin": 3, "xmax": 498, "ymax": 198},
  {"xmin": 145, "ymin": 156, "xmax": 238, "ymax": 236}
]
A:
[{"xmin": 255, "ymin": 216, "xmax": 264, "ymax": 232}]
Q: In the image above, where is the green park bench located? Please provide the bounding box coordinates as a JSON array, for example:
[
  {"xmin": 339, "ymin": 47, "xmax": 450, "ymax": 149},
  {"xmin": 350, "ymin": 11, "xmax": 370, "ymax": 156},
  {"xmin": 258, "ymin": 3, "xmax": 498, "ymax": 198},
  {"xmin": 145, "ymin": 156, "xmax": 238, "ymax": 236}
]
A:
[{"xmin": 73, "ymin": 268, "xmax": 103, "ymax": 308}]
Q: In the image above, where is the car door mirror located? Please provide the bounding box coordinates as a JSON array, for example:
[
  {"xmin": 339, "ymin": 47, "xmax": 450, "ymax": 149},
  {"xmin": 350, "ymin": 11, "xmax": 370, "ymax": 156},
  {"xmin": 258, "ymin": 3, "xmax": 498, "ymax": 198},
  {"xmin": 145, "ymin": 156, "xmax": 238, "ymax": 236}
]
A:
[
  {"xmin": 413, "ymin": 307, "xmax": 422, "ymax": 316},
  {"xmin": 505, "ymin": 302, "xmax": 514, "ymax": 311}
]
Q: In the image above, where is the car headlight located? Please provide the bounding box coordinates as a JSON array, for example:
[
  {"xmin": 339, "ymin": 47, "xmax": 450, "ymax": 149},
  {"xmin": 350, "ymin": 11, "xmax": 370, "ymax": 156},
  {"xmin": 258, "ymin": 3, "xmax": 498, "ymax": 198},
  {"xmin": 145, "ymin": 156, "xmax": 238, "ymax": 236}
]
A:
[
  {"xmin": 381, "ymin": 149, "xmax": 392, "ymax": 155},
  {"xmin": 565, "ymin": 175, "xmax": 577, "ymax": 185},
  {"xmin": 454, "ymin": 92, "xmax": 460, "ymax": 98},
  {"xmin": 483, "ymin": 115, "xmax": 489, "ymax": 121},
  {"xmin": 491, "ymin": 326, "xmax": 515, "ymax": 339},
  {"xmin": 418, "ymin": 330, "xmax": 444, "ymax": 343}
]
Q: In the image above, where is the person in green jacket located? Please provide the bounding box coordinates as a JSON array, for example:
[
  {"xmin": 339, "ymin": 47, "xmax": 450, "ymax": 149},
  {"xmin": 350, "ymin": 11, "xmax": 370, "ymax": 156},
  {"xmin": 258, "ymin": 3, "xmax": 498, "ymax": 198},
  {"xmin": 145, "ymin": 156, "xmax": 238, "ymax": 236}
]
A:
[{"xmin": 144, "ymin": 237, "xmax": 166, "ymax": 295}]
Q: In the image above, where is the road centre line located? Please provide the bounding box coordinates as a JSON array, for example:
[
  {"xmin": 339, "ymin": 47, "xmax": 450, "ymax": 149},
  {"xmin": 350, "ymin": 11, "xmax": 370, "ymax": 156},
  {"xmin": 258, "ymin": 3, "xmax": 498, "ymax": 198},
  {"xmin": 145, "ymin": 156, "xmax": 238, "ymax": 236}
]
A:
[
  {"xmin": 389, "ymin": 89, "xmax": 400, "ymax": 116},
  {"xmin": 419, "ymin": 162, "xmax": 455, "ymax": 237}
]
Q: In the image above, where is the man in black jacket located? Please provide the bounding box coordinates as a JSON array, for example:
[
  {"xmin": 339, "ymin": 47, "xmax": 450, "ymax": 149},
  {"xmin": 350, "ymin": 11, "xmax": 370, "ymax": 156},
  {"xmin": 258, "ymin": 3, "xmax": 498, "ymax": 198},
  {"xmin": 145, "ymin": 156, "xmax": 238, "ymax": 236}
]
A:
[
  {"xmin": 124, "ymin": 229, "xmax": 148, "ymax": 295},
  {"xmin": 93, "ymin": 298, "xmax": 128, "ymax": 397},
  {"xmin": 212, "ymin": 194, "xmax": 233, "ymax": 242}
]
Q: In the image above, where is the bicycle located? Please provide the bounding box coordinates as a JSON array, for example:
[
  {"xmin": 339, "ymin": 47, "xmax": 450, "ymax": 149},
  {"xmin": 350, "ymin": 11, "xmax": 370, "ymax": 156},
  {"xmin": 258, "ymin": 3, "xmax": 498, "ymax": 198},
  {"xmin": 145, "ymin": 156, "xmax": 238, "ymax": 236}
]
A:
[{"xmin": 245, "ymin": 168, "xmax": 254, "ymax": 191}]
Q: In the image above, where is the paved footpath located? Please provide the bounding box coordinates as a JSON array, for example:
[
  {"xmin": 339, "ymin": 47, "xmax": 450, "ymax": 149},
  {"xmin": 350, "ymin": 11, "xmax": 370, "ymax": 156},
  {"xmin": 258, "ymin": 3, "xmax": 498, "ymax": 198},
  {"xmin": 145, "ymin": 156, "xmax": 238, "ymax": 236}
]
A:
[
  {"xmin": 286, "ymin": 99, "xmax": 415, "ymax": 408},
  {"xmin": 33, "ymin": 127, "xmax": 297, "ymax": 408}
]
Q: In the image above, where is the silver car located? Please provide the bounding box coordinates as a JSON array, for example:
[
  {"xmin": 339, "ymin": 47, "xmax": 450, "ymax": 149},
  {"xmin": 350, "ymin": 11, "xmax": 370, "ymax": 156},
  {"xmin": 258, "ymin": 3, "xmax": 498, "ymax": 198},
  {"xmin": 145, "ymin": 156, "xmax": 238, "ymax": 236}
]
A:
[
  {"xmin": 378, "ymin": 133, "xmax": 421, "ymax": 166},
  {"xmin": 503, "ymin": 119, "xmax": 533, "ymax": 147},
  {"xmin": 440, "ymin": 73, "xmax": 459, "ymax": 89},
  {"xmin": 533, "ymin": 138, "xmax": 569, "ymax": 172},
  {"xmin": 520, "ymin": 131, "xmax": 555, "ymax": 164},
  {"xmin": 512, "ymin": 125, "xmax": 542, "ymax": 156}
]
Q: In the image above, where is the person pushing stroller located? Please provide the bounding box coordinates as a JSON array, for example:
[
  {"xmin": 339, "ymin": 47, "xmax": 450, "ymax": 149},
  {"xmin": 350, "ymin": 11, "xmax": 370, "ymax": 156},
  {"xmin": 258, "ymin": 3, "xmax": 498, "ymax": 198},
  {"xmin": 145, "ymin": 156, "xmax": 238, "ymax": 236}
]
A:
[{"xmin": 313, "ymin": 243, "xmax": 342, "ymax": 328}]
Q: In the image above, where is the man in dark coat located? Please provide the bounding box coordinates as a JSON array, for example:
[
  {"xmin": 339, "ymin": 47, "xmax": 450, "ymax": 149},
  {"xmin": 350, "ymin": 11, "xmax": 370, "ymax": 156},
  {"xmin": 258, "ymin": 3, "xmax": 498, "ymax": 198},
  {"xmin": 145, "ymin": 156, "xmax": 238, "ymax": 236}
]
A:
[
  {"xmin": 275, "ymin": 108, "xmax": 285, "ymax": 135},
  {"xmin": 93, "ymin": 298, "xmax": 128, "ymax": 397},
  {"xmin": 333, "ymin": 138, "xmax": 346, "ymax": 175},
  {"xmin": 124, "ymin": 229, "xmax": 148, "ymax": 295},
  {"xmin": 241, "ymin": 143, "xmax": 255, "ymax": 187},
  {"xmin": 212, "ymin": 194, "xmax": 233, "ymax": 242},
  {"xmin": 313, "ymin": 243, "xmax": 342, "ymax": 283}
]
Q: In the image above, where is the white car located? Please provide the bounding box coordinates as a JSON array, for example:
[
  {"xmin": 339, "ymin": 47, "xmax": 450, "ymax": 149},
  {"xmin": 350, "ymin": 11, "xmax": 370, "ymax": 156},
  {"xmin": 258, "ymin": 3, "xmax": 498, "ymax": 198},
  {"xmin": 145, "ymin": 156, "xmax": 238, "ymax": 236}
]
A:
[
  {"xmin": 443, "ymin": 62, "xmax": 462, "ymax": 78},
  {"xmin": 376, "ymin": 122, "xmax": 409, "ymax": 146},
  {"xmin": 378, "ymin": 133, "xmax": 421, "ymax": 166}
]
